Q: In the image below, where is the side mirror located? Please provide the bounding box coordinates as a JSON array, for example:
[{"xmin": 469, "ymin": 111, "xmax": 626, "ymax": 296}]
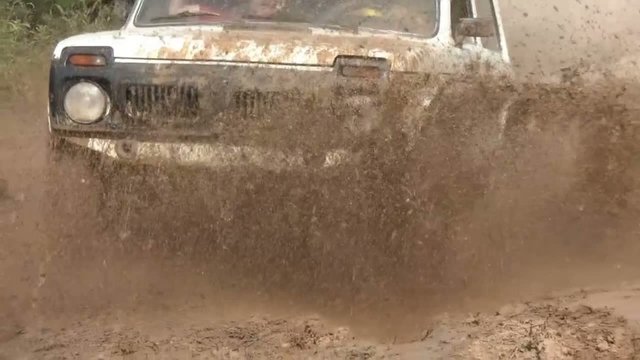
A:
[{"xmin": 454, "ymin": 17, "xmax": 496, "ymax": 44}]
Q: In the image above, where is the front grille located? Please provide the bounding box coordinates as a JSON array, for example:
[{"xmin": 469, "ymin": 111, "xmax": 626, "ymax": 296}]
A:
[
  {"xmin": 123, "ymin": 84, "xmax": 199, "ymax": 123},
  {"xmin": 233, "ymin": 89, "xmax": 302, "ymax": 118}
]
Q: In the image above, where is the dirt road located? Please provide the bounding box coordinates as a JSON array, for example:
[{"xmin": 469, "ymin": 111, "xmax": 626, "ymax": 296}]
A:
[{"xmin": 2, "ymin": 286, "xmax": 640, "ymax": 359}]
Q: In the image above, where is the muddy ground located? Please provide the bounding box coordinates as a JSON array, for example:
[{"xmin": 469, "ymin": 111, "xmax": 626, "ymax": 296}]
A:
[{"xmin": 3, "ymin": 3, "xmax": 640, "ymax": 358}]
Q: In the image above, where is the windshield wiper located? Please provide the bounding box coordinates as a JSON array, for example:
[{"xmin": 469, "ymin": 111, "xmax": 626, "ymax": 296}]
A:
[
  {"xmin": 150, "ymin": 10, "xmax": 221, "ymax": 23},
  {"xmin": 310, "ymin": 23, "xmax": 360, "ymax": 33},
  {"xmin": 224, "ymin": 20, "xmax": 313, "ymax": 32}
]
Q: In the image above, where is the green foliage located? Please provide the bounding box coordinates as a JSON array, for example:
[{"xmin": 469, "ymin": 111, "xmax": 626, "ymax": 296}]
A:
[{"xmin": 0, "ymin": 0, "xmax": 123, "ymax": 96}]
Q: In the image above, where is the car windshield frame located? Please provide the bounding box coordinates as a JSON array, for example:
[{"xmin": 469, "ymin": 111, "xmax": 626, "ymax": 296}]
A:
[{"xmin": 131, "ymin": 0, "xmax": 441, "ymax": 39}]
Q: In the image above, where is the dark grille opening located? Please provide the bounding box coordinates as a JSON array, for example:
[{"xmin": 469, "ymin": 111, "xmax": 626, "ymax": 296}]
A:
[
  {"xmin": 333, "ymin": 84, "xmax": 379, "ymax": 97},
  {"xmin": 123, "ymin": 84, "xmax": 199, "ymax": 123},
  {"xmin": 233, "ymin": 89, "xmax": 302, "ymax": 118}
]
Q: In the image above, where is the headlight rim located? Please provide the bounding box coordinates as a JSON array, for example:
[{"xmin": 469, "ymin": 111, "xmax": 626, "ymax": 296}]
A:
[{"xmin": 63, "ymin": 80, "xmax": 111, "ymax": 125}]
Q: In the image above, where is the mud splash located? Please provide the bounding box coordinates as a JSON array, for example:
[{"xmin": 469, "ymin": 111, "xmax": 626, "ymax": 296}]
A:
[
  {"xmin": 2, "ymin": 71, "xmax": 640, "ymax": 358},
  {"xmin": 31, "ymin": 75, "xmax": 640, "ymax": 314}
]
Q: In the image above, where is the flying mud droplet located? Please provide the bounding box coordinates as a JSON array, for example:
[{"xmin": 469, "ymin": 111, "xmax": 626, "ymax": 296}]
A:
[{"xmin": 0, "ymin": 178, "xmax": 8, "ymax": 200}]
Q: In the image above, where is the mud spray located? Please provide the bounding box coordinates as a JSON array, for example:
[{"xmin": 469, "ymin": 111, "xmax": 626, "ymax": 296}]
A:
[{"xmin": 3, "ymin": 4, "xmax": 640, "ymax": 360}]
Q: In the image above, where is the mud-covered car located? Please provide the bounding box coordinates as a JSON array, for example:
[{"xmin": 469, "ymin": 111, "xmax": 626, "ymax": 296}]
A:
[{"xmin": 48, "ymin": 0, "xmax": 513, "ymax": 172}]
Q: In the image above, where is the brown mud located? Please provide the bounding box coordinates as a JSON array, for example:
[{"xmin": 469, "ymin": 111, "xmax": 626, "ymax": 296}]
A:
[
  {"xmin": 2, "ymin": 71, "xmax": 640, "ymax": 358},
  {"xmin": 3, "ymin": 1, "xmax": 640, "ymax": 355}
]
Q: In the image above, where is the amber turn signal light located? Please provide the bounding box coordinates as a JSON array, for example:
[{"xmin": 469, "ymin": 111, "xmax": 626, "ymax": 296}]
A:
[{"xmin": 67, "ymin": 54, "xmax": 107, "ymax": 67}]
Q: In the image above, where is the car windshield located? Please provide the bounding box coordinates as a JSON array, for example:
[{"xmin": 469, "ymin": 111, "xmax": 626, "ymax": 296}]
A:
[{"xmin": 134, "ymin": 0, "xmax": 438, "ymax": 36}]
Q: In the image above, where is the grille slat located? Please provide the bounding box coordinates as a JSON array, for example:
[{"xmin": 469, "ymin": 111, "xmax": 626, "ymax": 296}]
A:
[
  {"xmin": 124, "ymin": 85, "xmax": 309, "ymax": 125},
  {"xmin": 233, "ymin": 89, "xmax": 302, "ymax": 118},
  {"xmin": 124, "ymin": 84, "xmax": 199, "ymax": 124}
]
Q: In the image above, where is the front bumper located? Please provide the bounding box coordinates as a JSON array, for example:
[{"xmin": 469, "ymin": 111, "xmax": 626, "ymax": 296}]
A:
[{"xmin": 59, "ymin": 136, "xmax": 356, "ymax": 171}]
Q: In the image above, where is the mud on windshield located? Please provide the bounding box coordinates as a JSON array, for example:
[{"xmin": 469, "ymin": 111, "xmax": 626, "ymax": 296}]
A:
[{"xmin": 134, "ymin": 0, "xmax": 438, "ymax": 36}]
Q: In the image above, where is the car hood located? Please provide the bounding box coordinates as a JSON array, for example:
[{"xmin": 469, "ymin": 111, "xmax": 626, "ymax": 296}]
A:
[{"xmin": 53, "ymin": 26, "xmax": 510, "ymax": 74}]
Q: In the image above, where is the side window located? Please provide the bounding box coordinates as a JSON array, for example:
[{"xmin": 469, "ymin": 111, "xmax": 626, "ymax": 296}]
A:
[{"xmin": 473, "ymin": 0, "xmax": 501, "ymax": 52}]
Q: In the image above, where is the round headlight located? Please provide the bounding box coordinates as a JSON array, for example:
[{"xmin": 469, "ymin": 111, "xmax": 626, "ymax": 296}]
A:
[{"xmin": 63, "ymin": 81, "xmax": 109, "ymax": 124}]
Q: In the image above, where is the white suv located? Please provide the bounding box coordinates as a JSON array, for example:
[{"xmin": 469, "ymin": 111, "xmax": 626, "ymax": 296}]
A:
[{"xmin": 48, "ymin": 0, "xmax": 513, "ymax": 171}]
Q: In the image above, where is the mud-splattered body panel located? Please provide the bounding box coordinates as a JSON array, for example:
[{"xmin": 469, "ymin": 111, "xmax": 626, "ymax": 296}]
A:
[
  {"xmin": 48, "ymin": 0, "xmax": 512, "ymax": 169},
  {"xmin": 49, "ymin": 58, "xmax": 434, "ymax": 150}
]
